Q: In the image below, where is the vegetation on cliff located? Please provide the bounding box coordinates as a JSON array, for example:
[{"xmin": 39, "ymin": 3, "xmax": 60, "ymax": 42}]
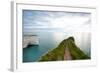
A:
[{"xmin": 39, "ymin": 37, "xmax": 90, "ymax": 61}]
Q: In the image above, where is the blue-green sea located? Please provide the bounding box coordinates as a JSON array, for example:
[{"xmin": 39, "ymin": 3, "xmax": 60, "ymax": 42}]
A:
[{"xmin": 23, "ymin": 32, "xmax": 91, "ymax": 62}]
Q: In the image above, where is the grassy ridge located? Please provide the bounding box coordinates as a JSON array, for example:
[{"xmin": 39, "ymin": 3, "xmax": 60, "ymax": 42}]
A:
[
  {"xmin": 66, "ymin": 37, "xmax": 90, "ymax": 59},
  {"xmin": 39, "ymin": 37, "xmax": 90, "ymax": 61}
]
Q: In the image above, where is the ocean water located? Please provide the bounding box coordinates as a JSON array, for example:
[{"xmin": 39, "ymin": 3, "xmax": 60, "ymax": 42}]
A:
[{"xmin": 23, "ymin": 31, "xmax": 91, "ymax": 62}]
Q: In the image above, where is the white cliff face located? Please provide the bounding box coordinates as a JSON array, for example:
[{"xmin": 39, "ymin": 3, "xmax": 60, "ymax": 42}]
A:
[{"xmin": 23, "ymin": 35, "xmax": 39, "ymax": 48}]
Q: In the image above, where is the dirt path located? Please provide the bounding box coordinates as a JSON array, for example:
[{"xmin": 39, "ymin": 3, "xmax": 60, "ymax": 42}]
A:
[{"xmin": 64, "ymin": 47, "xmax": 72, "ymax": 60}]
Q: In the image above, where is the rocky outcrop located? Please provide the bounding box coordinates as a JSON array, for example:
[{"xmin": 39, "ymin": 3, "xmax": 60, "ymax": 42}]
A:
[
  {"xmin": 39, "ymin": 37, "xmax": 90, "ymax": 61},
  {"xmin": 23, "ymin": 35, "xmax": 39, "ymax": 48}
]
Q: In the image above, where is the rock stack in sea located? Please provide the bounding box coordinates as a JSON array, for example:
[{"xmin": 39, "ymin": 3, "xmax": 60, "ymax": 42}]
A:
[{"xmin": 23, "ymin": 35, "xmax": 39, "ymax": 48}]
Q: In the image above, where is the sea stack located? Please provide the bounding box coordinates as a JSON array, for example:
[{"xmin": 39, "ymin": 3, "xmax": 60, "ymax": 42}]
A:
[{"xmin": 23, "ymin": 35, "xmax": 39, "ymax": 48}]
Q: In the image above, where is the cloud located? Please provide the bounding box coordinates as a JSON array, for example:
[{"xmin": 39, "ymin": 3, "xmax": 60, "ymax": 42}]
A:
[{"xmin": 23, "ymin": 10, "xmax": 91, "ymax": 34}]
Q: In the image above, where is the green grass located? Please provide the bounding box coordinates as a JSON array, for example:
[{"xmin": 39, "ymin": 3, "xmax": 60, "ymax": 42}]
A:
[
  {"xmin": 66, "ymin": 37, "xmax": 90, "ymax": 60},
  {"xmin": 39, "ymin": 37, "xmax": 90, "ymax": 61}
]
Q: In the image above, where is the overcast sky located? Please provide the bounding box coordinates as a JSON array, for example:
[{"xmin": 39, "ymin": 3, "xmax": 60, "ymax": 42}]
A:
[{"xmin": 23, "ymin": 10, "xmax": 91, "ymax": 34}]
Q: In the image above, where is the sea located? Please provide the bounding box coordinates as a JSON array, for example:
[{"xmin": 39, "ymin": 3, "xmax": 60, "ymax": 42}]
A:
[{"xmin": 23, "ymin": 31, "xmax": 91, "ymax": 62}]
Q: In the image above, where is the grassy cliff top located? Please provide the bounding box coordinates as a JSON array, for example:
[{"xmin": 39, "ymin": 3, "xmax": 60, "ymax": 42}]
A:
[{"xmin": 39, "ymin": 36, "xmax": 90, "ymax": 61}]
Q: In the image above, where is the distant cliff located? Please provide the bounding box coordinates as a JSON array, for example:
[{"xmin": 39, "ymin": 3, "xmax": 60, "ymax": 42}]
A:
[
  {"xmin": 39, "ymin": 37, "xmax": 90, "ymax": 61},
  {"xmin": 23, "ymin": 35, "xmax": 39, "ymax": 48}
]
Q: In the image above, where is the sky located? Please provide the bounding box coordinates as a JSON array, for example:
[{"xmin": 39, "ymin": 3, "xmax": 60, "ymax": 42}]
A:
[{"xmin": 23, "ymin": 10, "xmax": 91, "ymax": 35}]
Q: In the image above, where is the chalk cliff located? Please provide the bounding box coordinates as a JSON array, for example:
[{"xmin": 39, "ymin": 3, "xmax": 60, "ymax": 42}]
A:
[{"xmin": 23, "ymin": 35, "xmax": 39, "ymax": 48}]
